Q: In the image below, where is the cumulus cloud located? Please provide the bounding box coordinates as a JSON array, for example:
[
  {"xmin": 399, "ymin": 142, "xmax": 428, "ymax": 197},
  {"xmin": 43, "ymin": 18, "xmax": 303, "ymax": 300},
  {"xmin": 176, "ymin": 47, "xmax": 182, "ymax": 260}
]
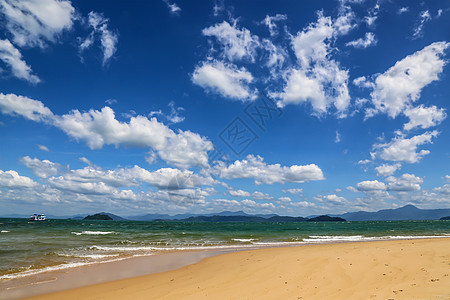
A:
[
  {"xmin": 282, "ymin": 188, "xmax": 303, "ymax": 195},
  {"xmin": 375, "ymin": 163, "xmax": 401, "ymax": 177},
  {"xmin": 251, "ymin": 191, "xmax": 273, "ymax": 200},
  {"xmin": 403, "ymin": 105, "xmax": 446, "ymax": 131},
  {"xmin": 433, "ymin": 183, "xmax": 450, "ymax": 195},
  {"xmin": 0, "ymin": 94, "xmax": 213, "ymax": 169},
  {"xmin": 385, "ymin": 174, "xmax": 423, "ymax": 191},
  {"xmin": 228, "ymin": 189, "xmax": 250, "ymax": 197},
  {"xmin": 53, "ymin": 107, "xmax": 213, "ymax": 169},
  {"xmin": 345, "ymin": 32, "xmax": 376, "ymax": 49},
  {"xmin": 213, "ymin": 154, "xmax": 325, "ymax": 185},
  {"xmin": 0, "ymin": 39, "xmax": 40, "ymax": 83},
  {"xmin": 364, "ymin": 42, "xmax": 449, "ymax": 118},
  {"xmin": 356, "ymin": 180, "xmax": 386, "ymax": 191},
  {"xmin": 314, "ymin": 194, "xmax": 347, "ymax": 205},
  {"xmin": 372, "ymin": 131, "xmax": 438, "ymax": 163},
  {"xmin": 0, "ymin": 93, "xmax": 53, "ymax": 122},
  {"xmin": 241, "ymin": 199, "xmax": 275, "ymax": 210},
  {"xmin": 192, "ymin": 60, "xmax": 256, "ymax": 101},
  {"xmin": 79, "ymin": 11, "xmax": 118, "ymax": 65},
  {"xmin": 20, "ymin": 156, "xmax": 61, "ymax": 178},
  {"xmin": 0, "ymin": 0, "xmax": 75, "ymax": 48},
  {"xmin": 0, "ymin": 170, "xmax": 37, "ymax": 188},
  {"xmin": 274, "ymin": 12, "xmax": 351, "ymax": 116},
  {"xmin": 202, "ymin": 20, "xmax": 260, "ymax": 62}
]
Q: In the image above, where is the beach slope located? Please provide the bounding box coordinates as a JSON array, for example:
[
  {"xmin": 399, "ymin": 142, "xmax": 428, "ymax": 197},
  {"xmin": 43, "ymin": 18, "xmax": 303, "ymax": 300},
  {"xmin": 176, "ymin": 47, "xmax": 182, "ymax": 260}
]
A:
[{"xmin": 27, "ymin": 238, "xmax": 450, "ymax": 299}]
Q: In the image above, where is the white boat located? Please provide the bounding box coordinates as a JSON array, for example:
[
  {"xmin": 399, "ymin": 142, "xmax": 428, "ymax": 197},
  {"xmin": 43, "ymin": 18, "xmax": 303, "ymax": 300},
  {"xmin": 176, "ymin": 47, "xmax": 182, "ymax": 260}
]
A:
[{"xmin": 29, "ymin": 214, "xmax": 47, "ymax": 221}]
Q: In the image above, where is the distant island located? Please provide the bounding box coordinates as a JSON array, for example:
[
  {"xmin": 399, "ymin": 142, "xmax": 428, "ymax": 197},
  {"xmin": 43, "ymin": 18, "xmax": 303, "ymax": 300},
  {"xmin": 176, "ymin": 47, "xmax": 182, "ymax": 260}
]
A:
[
  {"xmin": 307, "ymin": 215, "xmax": 346, "ymax": 222},
  {"xmin": 83, "ymin": 213, "xmax": 113, "ymax": 220}
]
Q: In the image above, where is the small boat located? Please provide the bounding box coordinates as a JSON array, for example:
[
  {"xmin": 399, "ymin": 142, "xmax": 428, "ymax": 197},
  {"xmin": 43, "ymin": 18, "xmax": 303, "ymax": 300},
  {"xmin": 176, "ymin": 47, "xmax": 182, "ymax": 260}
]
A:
[{"xmin": 29, "ymin": 214, "xmax": 47, "ymax": 221}]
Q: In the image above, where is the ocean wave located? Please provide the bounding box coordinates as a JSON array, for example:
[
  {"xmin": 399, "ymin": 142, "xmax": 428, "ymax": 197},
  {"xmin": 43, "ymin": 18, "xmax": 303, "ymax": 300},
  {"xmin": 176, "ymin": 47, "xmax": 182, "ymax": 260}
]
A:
[
  {"xmin": 56, "ymin": 253, "xmax": 120, "ymax": 259},
  {"xmin": 1, "ymin": 230, "xmax": 10, "ymax": 233},
  {"xmin": 232, "ymin": 238, "xmax": 256, "ymax": 242},
  {"xmin": 0, "ymin": 257, "xmax": 129, "ymax": 280},
  {"xmin": 71, "ymin": 231, "xmax": 115, "ymax": 236},
  {"xmin": 90, "ymin": 244, "xmax": 258, "ymax": 252}
]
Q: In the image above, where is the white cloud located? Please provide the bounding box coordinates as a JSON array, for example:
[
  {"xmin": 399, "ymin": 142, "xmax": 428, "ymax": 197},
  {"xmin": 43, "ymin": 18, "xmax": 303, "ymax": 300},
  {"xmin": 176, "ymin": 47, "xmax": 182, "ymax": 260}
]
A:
[
  {"xmin": 356, "ymin": 180, "xmax": 386, "ymax": 191},
  {"xmin": 79, "ymin": 11, "xmax": 118, "ymax": 65},
  {"xmin": 251, "ymin": 191, "xmax": 273, "ymax": 200},
  {"xmin": 53, "ymin": 107, "xmax": 213, "ymax": 169},
  {"xmin": 212, "ymin": 0, "xmax": 224, "ymax": 17},
  {"xmin": 293, "ymin": 201, "xmax": 316, "ymax": 208},
  {"xmin": 398, "ymin": 7, "xmax": 409, "ymax": 14},
  {"xmin": 375, "ymin": 163, "xmax": 401, "ymax": 177},
  {"xmin": 48, "ymin": 176, "xmax": 118, "ymax": 195},
  {"xmin": 373, "ymin": 131, "xmax": 438, "ymax": 163},
  {"xmin": 261, "ymin": 39, "xmax": 286, "ymax": 69},
  {"xmin": 241, "ymin": 199, "xmax": 275, "ymax": 210},
  {"xmin": 273, "ymin": 69, "xmax": 327, "ymax": 112},
  {"xmin": 291, "ymin": 14, "xmax": 334, "ymax": 68},
  {"xmin": 413, "ymin": 10, "xmax": 431, "ymax": 39},
  {"xmin": 358, "ymin": 159, "xmax": 371, "ymax": 165},
  {"xmin": 162, "ymin": 0, "xmax": 181, "ymax": 15},
  {"xmin": 0, "ymin": 94, "xmax": 213, "ymax": 169},
  {"xmin": 37, "ymin": 144, "xmax": 49, "ymax": 152},
  {"xmin": 261, "ymin": 14, "xmax": 287, "ymax": 36},
  {"xmin": 229, "ymin": 189, "xmax": 250, "ymax": 197},
  {"xmin": 386, "ymin": 174, "xmax": 423, "ymax": 191},
  {"xmin": 213, "ymin": 154, "xmax": 325, "ymax": 185},
  {"xmin": 20, "ymin": 156, "xmax": 61, "ymax": 178},
  {"xmin": 0, "ymin": 39, "xmax": 40, "ymax": 83},
  {"xmin": 202, "ymin": 21, "xmax": 260, "ymax": 62},
  {"xmin": 149, "ymin": 101, "xmax": 185, "ymax": 124},
  {"xmin": 275, "ymin": 12, "xmax": 351, "ymax": 116},
  {"xmin": 335, "ymin": 130, "xmax": 341, "ymax": 143},
  {"xmin": 0, "ymin": 0, "xmax": 75, "ymax": 48},
  {"xmin": 192, "ymin": 60, "xmax": 256, "ymax": 101},
  {"xmin": 0, "ymin": 170, "xmax": 37, "ymax": 188},
  {"xmin": 282, "ymin": 188, "xmax": 303, "ymax": 195},
  {"xmin": 433, "ymin": 184, "xmax": 450, "ymax": 195},
  {"xmin": 364, "ymin": 42, "xmax": 449, "ymax": 118},
  {"xmin": 346, "ymin": 32, "xmax": 376, "ymax": 49},
  {"xmin": 403, "ymin": 105, "xmax": 446, "ymax": 131},
  {"xmin": 276, "ymin": 196, "xmax": 292, "ymax": 204},
  {"xmin": 314, "ymin": 194, "xmax": 347, "ymax": 205},
  {"xmin": 0, "ymin": 93, "xmax": 53, "ymax": 122},
  {"xmin": 445, "ymin": 175, "xmax": 450, "ymax": 183},
  {"xmin": 79, "ymin": 157, "xmax": 90, "ymax": 165}
]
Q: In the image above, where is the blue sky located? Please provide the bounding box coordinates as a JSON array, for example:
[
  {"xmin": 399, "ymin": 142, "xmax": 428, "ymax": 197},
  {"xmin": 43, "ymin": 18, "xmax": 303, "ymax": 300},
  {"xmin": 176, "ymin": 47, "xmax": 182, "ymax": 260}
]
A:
[{"xmin": 0, "ymin": 0, "xmax": 449, "ymax": 217}]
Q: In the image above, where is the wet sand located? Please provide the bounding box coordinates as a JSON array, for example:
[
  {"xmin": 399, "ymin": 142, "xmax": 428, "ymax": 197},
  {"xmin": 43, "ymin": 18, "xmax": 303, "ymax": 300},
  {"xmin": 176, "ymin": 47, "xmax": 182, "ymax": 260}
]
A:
[{"xmin": 16, "ymin": 238, "xmax": 450, "ymax": 299}]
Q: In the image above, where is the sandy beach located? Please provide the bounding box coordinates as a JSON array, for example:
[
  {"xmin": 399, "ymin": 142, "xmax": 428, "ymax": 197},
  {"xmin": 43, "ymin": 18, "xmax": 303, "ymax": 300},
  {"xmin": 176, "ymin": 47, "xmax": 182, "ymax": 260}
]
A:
[{"xmin": 18, "ymin": 238, "xmax": 449, "ymax": 300}]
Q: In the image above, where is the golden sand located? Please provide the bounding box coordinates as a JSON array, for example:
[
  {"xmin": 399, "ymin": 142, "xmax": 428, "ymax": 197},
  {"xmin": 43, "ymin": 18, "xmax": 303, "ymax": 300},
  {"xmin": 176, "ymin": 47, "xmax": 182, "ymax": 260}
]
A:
[{"xmin": 27, "ymin": 238, "xmax": 450, "ymax": 299}]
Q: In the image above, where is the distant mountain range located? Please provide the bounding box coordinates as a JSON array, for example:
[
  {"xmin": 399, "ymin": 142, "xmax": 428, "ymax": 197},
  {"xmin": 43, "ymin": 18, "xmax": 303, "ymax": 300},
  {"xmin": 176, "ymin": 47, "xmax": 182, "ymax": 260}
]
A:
[
  {"xmin": 2, "ymin": 205, "xmax": 450, "ymax": 222},
  {"xmin": 334, "ymin": 204, "xmax": 450, "ymax": 221}
]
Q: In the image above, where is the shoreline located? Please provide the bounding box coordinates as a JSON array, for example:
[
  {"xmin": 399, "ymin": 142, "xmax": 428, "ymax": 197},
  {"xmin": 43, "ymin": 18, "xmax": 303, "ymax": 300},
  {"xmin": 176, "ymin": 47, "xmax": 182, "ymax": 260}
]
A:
[{"xmin": 1, "ymin": 237, "xmax": 449, "ymax": 299}]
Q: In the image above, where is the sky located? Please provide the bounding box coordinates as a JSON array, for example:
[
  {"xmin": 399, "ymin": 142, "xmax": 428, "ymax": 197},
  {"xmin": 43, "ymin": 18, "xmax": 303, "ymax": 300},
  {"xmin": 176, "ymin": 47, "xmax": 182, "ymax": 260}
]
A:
[{"xmin": 0, "ymin": 0, "xmax": 449, "ymax": 217}]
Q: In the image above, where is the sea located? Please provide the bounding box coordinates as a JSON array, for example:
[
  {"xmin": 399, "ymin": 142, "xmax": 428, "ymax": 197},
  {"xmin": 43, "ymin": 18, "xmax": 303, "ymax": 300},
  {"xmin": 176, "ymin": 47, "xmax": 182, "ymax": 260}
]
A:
[{"xmin": 1, "ymin": 218, "xmax": 449, "ymax": 280}]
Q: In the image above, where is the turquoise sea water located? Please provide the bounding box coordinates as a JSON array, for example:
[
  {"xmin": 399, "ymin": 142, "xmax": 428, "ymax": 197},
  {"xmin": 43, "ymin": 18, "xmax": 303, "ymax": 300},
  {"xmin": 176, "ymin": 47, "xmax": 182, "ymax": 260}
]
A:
[{"xmin": 1, "ymin": 218, "xmax": 449, "ymax": 279}]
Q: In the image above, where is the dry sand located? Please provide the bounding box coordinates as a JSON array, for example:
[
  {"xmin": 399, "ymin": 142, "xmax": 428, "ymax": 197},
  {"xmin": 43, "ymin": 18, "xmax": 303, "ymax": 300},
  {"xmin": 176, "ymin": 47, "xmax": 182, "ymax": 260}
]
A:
[{"xmin": 25, "ymin": 238, "xmax": 450, "ymax": 299}]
